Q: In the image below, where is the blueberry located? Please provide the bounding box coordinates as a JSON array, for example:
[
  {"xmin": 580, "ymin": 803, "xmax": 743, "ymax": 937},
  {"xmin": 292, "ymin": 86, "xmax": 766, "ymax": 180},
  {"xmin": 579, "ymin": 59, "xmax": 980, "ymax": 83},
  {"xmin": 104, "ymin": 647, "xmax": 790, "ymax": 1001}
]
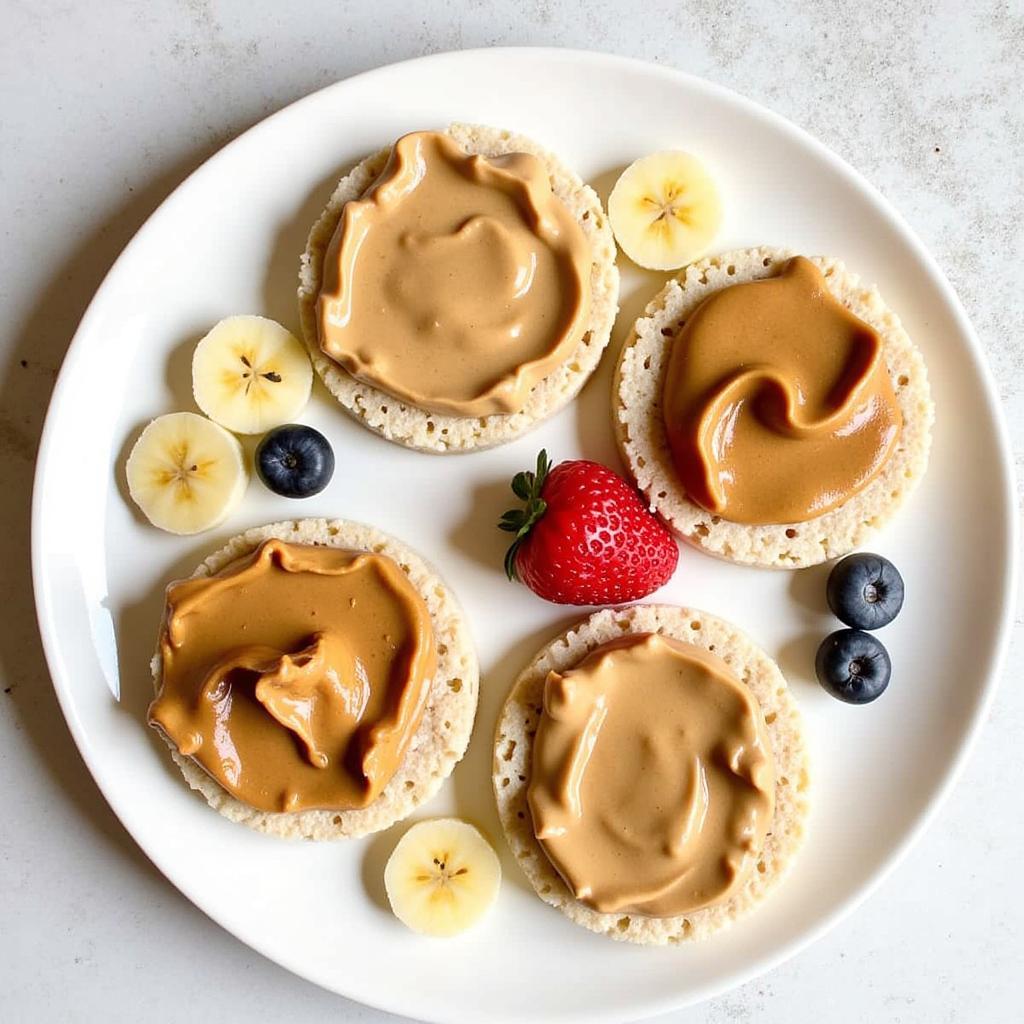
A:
[
  {"xmin": 826, "ymin": 552, "xmax": 904, "ymax": 630},
  {"xmin": 256, "ymin": 424, "xmax": 334, "ymax": 498},
  {"xmin": 815, "ymin": 629, "xmax": 891, "ymax": 704}
]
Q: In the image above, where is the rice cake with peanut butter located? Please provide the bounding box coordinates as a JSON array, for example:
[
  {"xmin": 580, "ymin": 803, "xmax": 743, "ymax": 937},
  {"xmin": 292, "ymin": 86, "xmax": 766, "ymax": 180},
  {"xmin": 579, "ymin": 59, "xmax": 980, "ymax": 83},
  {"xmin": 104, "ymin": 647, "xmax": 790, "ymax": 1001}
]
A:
[
  {"xmin": 493, "ymin": 604, "xmax": 809, "ymax": 945},
  {"xmin": 613, "ymin": 247, "xmax": 934, "ymax": 568},
  {"xmin": 298, "ymin": 123, "xmax": 619, "ymax": 452},
  {"xmin": 150, "ymin": 518, "xmax": 478, "ymax": 840}
]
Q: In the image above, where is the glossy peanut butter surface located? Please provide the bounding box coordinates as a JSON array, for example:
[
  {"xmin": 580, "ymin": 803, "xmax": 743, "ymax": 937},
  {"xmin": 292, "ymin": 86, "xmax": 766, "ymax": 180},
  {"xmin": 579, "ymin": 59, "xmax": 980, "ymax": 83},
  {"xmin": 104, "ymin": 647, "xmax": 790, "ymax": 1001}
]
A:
[
  {"xmin": 317, "ymin": 131, "xmax": 591, "ymax": 417},
  {"xmin": 662, "ymin": 256, "xmax": 902, "ymax": 524},
  {"xmin": 149, "ymin": 539, "xmax": 436, "ymax": 812},
  {"xmin": 528, "ymin": 633, "xmax": 775, "ymax": 917}
]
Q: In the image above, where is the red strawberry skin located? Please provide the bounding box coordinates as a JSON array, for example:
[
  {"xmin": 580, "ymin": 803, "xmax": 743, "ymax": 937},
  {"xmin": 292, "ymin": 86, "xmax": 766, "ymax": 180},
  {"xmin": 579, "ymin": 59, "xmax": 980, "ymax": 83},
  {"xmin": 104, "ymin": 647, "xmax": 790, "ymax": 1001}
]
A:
[{"xmin": 514, "ymin": 460, "xmax": 679, "ymax": 605}]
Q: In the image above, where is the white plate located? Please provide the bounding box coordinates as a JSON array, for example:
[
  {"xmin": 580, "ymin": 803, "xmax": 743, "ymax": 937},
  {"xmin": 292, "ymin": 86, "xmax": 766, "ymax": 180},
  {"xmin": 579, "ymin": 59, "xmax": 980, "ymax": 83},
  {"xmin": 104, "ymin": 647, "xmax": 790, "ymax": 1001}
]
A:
[{"xmin": 32, "ymin": 48, "xmax": 1016, "ymax": 1024}]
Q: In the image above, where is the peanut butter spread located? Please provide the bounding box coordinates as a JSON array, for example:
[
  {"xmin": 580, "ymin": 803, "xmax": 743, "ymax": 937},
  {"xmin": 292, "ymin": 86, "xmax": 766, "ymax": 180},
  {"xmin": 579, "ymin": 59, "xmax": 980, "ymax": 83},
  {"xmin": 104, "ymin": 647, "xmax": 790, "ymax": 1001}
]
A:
[
  {"xmin": 316, "ymin": 131, "xmax": 591, "ymax": 417},
  {"xmin": 528, "ymin": 633, "xmax": 775, "ymax": 917},
  {"xmin": 149, "ymin": 539, "xmax": 437, "ymax": 812},
  {"xmin": 662, "ymin": 256, "xmax": 902, "ymax": 524}
]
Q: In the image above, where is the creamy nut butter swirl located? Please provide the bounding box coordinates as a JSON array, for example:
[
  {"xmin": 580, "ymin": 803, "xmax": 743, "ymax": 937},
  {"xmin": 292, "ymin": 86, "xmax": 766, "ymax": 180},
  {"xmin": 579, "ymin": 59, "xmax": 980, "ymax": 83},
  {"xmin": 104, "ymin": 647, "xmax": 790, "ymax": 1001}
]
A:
[
  {"xmin": 662, "ymin": 256, "xmax": 902, "ymax": 524},
  {"xmin": 149, "ymin": 539, "xmax": 437, "ymax": 812},
  {"xmin": 528, "ymin": 633, "xmax": 775, "ymax": 916},
  {"xmin": 317, "ymin": 131, "xmax": 591, "ymax": 417}
]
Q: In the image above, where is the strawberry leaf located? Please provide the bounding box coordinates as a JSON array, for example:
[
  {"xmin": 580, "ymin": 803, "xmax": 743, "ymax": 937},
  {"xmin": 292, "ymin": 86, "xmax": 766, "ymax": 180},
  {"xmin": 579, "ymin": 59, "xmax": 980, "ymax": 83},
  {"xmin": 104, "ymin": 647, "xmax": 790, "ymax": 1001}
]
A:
[
  {"xmin": 503, "ymin": 543, "xmax": 520, "ymax": 582},
  {"xmin": 499, "ymin": 450, "xmax": 552, "ymax": 582},
  {"xmin": 511, "ymin": 472, "xmax": 532, "ymax": 501}
]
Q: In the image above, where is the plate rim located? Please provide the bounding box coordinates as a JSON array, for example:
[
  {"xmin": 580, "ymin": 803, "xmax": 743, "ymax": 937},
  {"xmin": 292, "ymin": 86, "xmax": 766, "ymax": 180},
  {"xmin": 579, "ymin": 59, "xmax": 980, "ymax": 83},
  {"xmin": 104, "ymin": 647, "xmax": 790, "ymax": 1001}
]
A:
[{"xmin": 30, "ymin": 45, "xmax": 1019, "ymax": 1023}]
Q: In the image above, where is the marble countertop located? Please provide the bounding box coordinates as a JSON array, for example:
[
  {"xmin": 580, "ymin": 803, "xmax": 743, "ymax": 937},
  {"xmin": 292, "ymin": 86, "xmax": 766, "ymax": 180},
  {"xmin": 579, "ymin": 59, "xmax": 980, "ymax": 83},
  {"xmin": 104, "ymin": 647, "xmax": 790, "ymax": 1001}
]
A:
[{"xmin": 2, "ymin": 2, "xmax": 1021, "ymax": 1022}]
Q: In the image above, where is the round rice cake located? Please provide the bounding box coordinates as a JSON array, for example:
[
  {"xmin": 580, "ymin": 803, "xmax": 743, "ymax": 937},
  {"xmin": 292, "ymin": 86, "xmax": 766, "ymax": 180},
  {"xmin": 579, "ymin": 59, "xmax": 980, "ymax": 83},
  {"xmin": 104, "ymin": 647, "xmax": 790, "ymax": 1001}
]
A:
[
  {"xmin": 492, "ymin": 604, "xmax": 810, "ymax": 945},
  {"xmin": 298, "ymin": 122, "xmax": 619, "ymax": 453},
  {"xmin": 151, "ymin": 517, "xmax": 479, "ymax": 840},
  {"xmin": 613, "ymin": 246, "xmax": 934, "ymax": 568}
]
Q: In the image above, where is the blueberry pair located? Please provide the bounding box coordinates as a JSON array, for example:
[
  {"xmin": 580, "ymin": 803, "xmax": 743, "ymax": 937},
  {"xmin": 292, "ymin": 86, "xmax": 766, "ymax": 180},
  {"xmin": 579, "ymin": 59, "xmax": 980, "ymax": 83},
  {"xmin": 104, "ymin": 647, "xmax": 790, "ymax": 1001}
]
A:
[{"xmin": 816, "ymin": 553, "xmax": 904, "ymax": 705}]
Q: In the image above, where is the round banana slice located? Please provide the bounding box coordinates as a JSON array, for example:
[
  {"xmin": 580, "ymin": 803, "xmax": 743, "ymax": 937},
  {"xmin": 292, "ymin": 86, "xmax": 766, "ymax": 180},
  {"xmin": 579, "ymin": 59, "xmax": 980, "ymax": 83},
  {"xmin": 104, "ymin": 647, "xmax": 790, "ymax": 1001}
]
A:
[
  {"xmin": 125, "ymin": 412, "xmax": 248, "ymax": 535},
  {"xmin": 607, "ymin": 150, "xmax": 723, "ymax": 271},
  {"xmin": 384, "ymin": 818, "xmax": 501, "ymax": 937},
  {"xmin": 192, "ymin": 315, "xmax": 313, "ymax": 434}
]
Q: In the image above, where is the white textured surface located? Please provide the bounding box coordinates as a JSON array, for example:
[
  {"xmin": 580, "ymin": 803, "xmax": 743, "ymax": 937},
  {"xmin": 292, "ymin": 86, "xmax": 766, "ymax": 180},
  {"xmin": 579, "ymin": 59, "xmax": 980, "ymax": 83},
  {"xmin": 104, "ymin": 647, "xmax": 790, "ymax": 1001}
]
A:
[{"xmin": 1, "ymin": 2, "xmax": 1021, "ymax": 1023}]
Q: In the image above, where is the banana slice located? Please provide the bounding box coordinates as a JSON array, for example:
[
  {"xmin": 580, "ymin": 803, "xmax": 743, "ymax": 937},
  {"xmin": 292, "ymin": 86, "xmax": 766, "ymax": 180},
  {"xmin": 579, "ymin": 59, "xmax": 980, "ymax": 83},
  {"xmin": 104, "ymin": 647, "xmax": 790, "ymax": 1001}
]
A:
[
  {"xmin": 607, "ymin": 150, "xmax": 723, "ymax": 271},
  {"xmin": 125, "ymin": 412, "xmax": 248, "ymax": 535},
  {"xmin": 384, "ymin": 818, "xmax": 501, "ymax": 937},
  {"xmin": 192, "ymin": 315, "xmax": 312, "ymax": 434}
]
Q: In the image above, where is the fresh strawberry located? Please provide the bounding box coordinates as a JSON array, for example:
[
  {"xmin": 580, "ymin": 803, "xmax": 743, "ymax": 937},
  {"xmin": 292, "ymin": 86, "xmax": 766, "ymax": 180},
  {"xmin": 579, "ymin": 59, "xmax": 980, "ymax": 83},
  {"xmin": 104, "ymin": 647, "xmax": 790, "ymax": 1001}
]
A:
[{"xmin": 498, "ymin": 450, "xmax": 679, "ymax": 605}]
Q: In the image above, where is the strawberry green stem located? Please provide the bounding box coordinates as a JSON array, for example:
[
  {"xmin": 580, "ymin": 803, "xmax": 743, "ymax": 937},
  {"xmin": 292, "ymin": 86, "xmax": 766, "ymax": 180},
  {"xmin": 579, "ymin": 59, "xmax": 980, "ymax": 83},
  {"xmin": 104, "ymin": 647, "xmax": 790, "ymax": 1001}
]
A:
[{"xmin": 498, "ymin": 449, "xmax": 552, "ymax": 581}]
